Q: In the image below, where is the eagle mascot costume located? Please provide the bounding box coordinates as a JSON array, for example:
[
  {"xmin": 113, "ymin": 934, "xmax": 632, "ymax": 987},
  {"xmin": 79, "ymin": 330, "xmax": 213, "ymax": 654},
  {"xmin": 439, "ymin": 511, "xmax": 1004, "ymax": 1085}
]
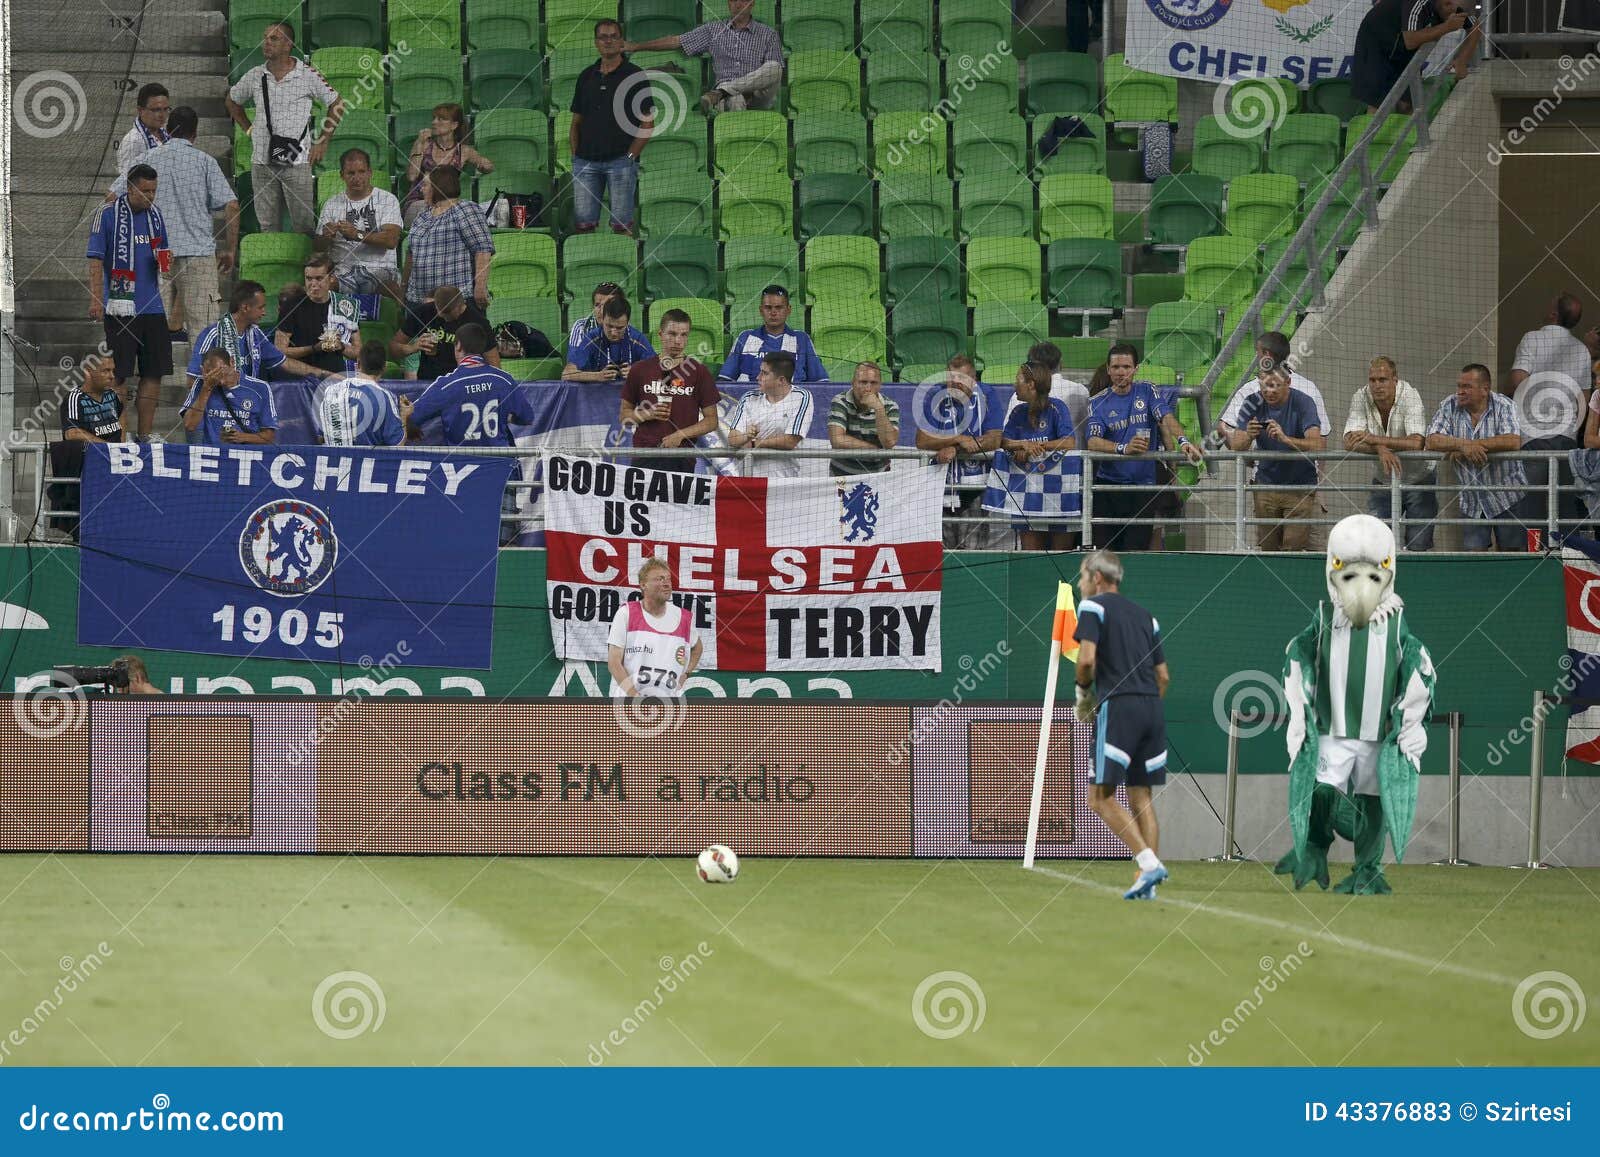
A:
[{"xmin": 1274, "ymin": 514, "xmax": 1435, "ymax": 894}]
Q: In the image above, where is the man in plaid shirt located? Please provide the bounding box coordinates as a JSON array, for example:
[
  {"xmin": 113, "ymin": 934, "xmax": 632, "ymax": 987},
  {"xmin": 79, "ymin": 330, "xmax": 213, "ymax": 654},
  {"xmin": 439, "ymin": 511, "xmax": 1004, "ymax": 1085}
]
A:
[
  {"xmin": 1425, "ymin": 363, "xmax": 1527, "ymax": 551},
  {"xmin": 626, "ymin": 0, "xmax": 783, "ymax": 112}
]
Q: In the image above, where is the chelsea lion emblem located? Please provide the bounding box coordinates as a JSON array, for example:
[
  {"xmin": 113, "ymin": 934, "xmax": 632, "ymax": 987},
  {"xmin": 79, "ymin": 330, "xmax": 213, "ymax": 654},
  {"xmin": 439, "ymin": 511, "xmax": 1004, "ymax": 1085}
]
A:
[
  {"xmin": 1145, "ymin": 0, "xmax": 1232, "ymax": 31},
  {"xmin": 240, "ymin": 500, "xmax": 338, "ymax": 597},
  {"xmin": 839, "ymin": 481, "xmax": 880, "ymax": 543}
]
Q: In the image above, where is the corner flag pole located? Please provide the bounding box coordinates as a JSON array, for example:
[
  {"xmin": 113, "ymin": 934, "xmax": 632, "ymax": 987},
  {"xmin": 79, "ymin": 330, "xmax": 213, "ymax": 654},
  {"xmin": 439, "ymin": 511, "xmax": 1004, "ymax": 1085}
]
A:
[{"xmin": 1024, "ymin": 582, "xmax": 1079, "ymax": 869}]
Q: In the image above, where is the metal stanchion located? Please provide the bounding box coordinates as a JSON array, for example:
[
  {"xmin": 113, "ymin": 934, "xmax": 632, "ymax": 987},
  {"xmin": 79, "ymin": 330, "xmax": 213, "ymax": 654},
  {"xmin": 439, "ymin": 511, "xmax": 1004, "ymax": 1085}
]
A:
[
  {"xmin": 1428, "ymin": 711, "xmax": 1475, "ymax": 866},
  {"xmin": 1511, "ymin": 690, "xmax": 1550, "ymax": 870},
  {"xmin": 1205, "ymin": 709, "xmax": 1268, "ymax": 862}
]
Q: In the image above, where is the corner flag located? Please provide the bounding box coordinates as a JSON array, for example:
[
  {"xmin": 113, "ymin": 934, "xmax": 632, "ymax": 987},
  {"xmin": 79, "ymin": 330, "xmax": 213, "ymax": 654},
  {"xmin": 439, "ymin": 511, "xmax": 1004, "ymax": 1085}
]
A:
[
  {"xmin": 1026, "ymin": 581, "xmax": 1079, "ymax": 867},
  {"xmin": 1053, "ymin": 582, "xmax": 1080, "ymax": 662}
]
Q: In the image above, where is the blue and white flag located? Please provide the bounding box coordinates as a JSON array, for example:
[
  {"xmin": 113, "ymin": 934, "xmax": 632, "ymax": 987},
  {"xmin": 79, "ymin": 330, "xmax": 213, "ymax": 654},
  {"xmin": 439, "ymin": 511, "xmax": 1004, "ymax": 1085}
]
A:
[{"xmin": 980, "ymin": 450, "xmax": 1083, "ymax": 522}]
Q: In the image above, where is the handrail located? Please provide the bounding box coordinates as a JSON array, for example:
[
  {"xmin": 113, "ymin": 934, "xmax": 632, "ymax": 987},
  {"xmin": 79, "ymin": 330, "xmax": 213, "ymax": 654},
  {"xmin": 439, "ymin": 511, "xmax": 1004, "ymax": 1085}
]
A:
[{"xmin": 1198, "ymin": 43, "xmax": 1443, "ymax": 430}]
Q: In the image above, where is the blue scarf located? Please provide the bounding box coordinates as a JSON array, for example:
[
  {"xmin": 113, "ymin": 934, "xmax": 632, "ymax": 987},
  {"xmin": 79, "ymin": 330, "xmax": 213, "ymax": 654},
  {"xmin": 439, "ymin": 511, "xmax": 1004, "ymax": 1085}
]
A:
[
  {"xmin": 107, "ymin": 196, "xmax": 168, "ymax": 317},
  {"xmin": 135, "ymin": 117, "xmax": 168, "ymax": 152}
]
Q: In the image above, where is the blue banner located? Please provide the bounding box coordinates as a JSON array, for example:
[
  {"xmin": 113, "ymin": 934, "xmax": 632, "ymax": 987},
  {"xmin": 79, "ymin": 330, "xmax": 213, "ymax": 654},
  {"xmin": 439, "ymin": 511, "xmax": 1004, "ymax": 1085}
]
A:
[{"xmin": 77, "ymin": 443, "xmax": 514, "ymax": 669}]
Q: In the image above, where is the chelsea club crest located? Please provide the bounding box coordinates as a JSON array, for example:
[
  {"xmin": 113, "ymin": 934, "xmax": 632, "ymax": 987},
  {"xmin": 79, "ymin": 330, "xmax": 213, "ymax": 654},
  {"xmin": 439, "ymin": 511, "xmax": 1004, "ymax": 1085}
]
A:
[
  {"xmin": 1145, "ymin": 0, "xmax": 1232, "ymax": 31},
  {"xmin": 240, "ymin": 500, "xmax": 338, "ymax": 597}
]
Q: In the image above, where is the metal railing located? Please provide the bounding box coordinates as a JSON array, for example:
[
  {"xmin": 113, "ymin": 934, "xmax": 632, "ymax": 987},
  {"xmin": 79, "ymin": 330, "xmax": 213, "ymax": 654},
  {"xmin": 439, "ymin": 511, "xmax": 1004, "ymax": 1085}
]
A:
[{"xmin": 8, "ymin": 442, "xmax": 1593, "ymax": 552}]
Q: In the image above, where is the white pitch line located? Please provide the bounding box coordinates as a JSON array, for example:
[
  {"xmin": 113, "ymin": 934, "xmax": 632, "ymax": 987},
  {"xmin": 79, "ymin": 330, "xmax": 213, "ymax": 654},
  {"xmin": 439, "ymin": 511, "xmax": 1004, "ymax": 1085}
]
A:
[{"xmin": 1028, "ymin": 866, "xmax": 1521, "ymax": 989}]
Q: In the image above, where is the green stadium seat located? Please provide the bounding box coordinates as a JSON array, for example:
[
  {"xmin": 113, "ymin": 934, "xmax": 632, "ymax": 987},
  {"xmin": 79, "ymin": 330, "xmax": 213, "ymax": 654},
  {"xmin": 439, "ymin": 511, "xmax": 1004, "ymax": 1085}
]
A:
[
  {"xmin": 972, "ymin": 300, "xmax": 1047, "ymax": 368},
  {"xmin": 798, "ymin": 173, "xmax": 874, "ymax": 239},
  {"xmin": 642, "ymin": 236, "xmax": 720, "ymax": 302},
  {"xmin": 1149, "ymin": 175, "xmax": 1222, "ymax": 248},
  {"xmin": 1033, "ymin": 112, "xmax": 1105, "ymax": 174},
  {"xmin": 1222, "ymin": 77, "xmax": 1299, "ymax": 128},
  {"xmin": 878, "ymin": 174, "xmax": 954, "ymax": 241},
  {"xmin": 899, "ymin": 362, "xmax": 953, "ymax": 382},
  {"xmin": 938, "ymin": 0, "xmax": 1012, "ymax": 59},
  {"xmin": 804, "ymin": 235, "xmax": 881, "ymax": 304},
  {"xmin": 980, "ymin": 362, "xmax": 1021, "ymax": 386},
  {"xmin": 545, "ymin": 0, "xmax": 614, "ymax": 52},
  {"xmin": 229, "ymin": 0, "xmax": 299, "ymax": 57},
  {"xmin": 723, "ymin": 236, "xmax": 802, "ymax": 310},
  {"xmin": 810, "ymin": 299, "xmax": 888, "ymax": 366},
  {"xmin": 1143, "ymin": 300, "xmax": 1219, "ymax": 371},
  {"xmin": 951, "ymin": 111, "xmax": 1028, "ymax": 178},
  {"xmin": 865, "ymin": 53, "xmax": 939, "ymax": 116},
  {"xmin": 1192, "ymin": 115, "xmax": 1264, "ymax": 180},
  {"xmin": 388, "ymin": 0, "xmax": 461, "ymax": 51},
  {"xmin": 470, "ymin": 49, "xmax": 544, "ymax": 111},
  {"xmin": 1131, "ymin": 271, "xmax": 1185, "ymax": 309},
  {"xmin": 713, "ymin": 110, "xmax": 789, "ymax": 178},
  {"xmin": 550, "ymin": 111, "xmax": 574, "ymax": 174},
  {"xmin": 873, "ymin": 111, "xmax": 948, "ymax": 177},
  {"xmin": 240, "ymin": 233, "xmax": 312, "ymax": 297},
  {"xmin": 1268, "ymin": 113, "xmax": 1342, "ymax": 183},
  {"xmin": 781, "ymin": 0, "xmax": 857, "ymax": 51},
  {"xmin": 232, "ymin": 125, "xmax": 252, "ymax": 177},
  {"xmin": 1306, "ymin": 77, "xmax": 1365, "ymax": 121},
  {"xmin": 718, "ymin": 172, "xmax": 794, "ymax": 239},
  {"xmin": 487, "ymin": 232, "xmax": 558, "ymax": 299},
  {"xmin": 1138, "ymin": 363, "xmax": 1179, "ymax": 387},
  {"xmin": 315, "ymin": 168, "xmax": 391, "ymax": 213},
  {"xmin": 1056, "ymin": 337, "xmax": 1111, "ymax": 369},
  {"xmin": 640, "ymin": 116, "xmax": 709, "ymax": 174},
  {"xmin": 1025, "ymin": 52, "xmax": 1100, "ymax": 116},
  {"xmin": 562, "ymin": 232, "xmax": 639, "ymax": 302},
  {"xmin": 489, "ymin": 295, "xmax": 563, "ymax": 344},
  {"xmin": 1261, "ymin": 238, "xmax": 1336, "ymax": 305},
  {"xmin": 1103, "ymin": 54, "xmax": 1177, "ymax": 124},
  {"xmin": 1346, "ymin": 112, "xmax": 1417, "ymax": 182},
  {"xmin": 884, "ymin": 236, "xmax": 961, "ymax": 306},
  {"xmin": 1046, "ymin": 238, "xmax": 1123, "ymax": 311},
  {"xmin": 787, "ymin": 50, "xmax": 861, "ymax": 114},
  {"xmin": 500, "ymin": 356, "xmax": 565, "ymax": 380},
  {"xmin": 1225, "ymin": 173, "xmax": 1301, "ymax": 244},
  {"xmin": 959, "ymin": 171, "xmax": 1034, "ymax": 241},
  {"xmin": 311, "ymin": 48, "xmax": 387, "ymax": 115},
  {"xmin": 792, "ymin": 111, "xmax": 870, "ymax": 178},
  {"xmin": 308, "ymin": 0, "xmax": 381, "ymax": 48},
  {"xmin": 548, "ymin": 49, "xmax": 595, "ymax": 106},
  {"xmin": 394, "ymin": 108, "xmax": 435, "ymax": 152},
  {"xmin": 323, "ymin": 109, "xmax": 391, "ymax": 176},
  {"xmin": 952, "ymin": 62, "xmax": 1022, "ymax": 118},
  {"xmin": 965, "ymin": 237, "xmax": 1042, "ymax": 305},
  {"xmin": 1183, "ymin": 235, "xmax": 1260, "ymax": 306},
  {"xmin": 638, "ymin": 62, "xmax": 705, "ymax": 115},
  {"xmin": 1308, "ymin": 174, "xmax": 1367, "ymax": 253},
  {"xmin": 639, "ymin": 170, "xmax": 715, "ymax": 238},
  {"xmin": 891, "ymin": 300, "xmax": 968, "ymax": 371},
  {"xmin": 862, "ymin": 0, "xmax": 933, "ymax": 56},
  {"xmin": 466, "ymin": 0, "xmax": 541, "ymax": 51},
  {"xmin": 473, "ymin": 109, "xmax": 550, "ymax": 175},
  {"xmin": 392, "ymin": 49, "xmax": 463, "ymax": 110},
  {"xmin": 1038, "ymin": 173, "xmax": 1113, "ymax": 242},
  {"xmin": 647, "ymin": 297, "xmax": 725, "ymax": 362},
  {"xmin": 622, "ymin": 0, "xmax": 699, "ymax": 41}
]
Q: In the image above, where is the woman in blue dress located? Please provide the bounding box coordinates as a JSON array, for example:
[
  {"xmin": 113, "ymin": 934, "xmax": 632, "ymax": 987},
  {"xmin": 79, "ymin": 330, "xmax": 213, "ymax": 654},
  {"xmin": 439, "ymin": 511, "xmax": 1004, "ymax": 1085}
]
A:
[{"xmin": 1000, "ymin": 362, "xmax": 1079, "ymax": 552}]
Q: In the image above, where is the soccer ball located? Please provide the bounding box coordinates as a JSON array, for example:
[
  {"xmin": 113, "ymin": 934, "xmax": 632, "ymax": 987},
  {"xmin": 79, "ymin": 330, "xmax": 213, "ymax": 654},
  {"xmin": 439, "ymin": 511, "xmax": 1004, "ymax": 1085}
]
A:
[{"xmin": 697, "ymin": 844, "xmax": 739, "ymax": 883}]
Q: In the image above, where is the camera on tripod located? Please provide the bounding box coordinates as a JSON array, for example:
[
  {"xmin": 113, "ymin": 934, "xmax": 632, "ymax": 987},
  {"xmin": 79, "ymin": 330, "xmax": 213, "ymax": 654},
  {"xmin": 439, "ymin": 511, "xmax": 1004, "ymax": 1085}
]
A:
[{"xmin": 52, "ymin": 660, "xmax": 131, "ymax": 692}]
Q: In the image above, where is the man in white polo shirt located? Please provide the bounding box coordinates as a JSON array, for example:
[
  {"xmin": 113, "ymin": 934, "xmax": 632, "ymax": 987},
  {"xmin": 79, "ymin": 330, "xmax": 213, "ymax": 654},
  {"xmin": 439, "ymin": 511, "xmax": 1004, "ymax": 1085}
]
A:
[
  {"xmin": 607, "ymin": 557, "xmax": 702, "ymax": 697},
  {"xmin": 1508, "ymin": 292, "xmax": 1592, "ymax": 535},
  {"xmin": 225, "ymin": 21, "xmax": 343, "ymax": 233},
  {"xmin": 726, "ymin": 351, "xmax": 812, "ymax": 477}
]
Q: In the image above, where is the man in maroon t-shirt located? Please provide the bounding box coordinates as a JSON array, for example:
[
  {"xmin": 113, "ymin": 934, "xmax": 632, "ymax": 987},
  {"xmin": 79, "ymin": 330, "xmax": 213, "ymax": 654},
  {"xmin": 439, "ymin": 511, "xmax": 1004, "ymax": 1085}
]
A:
[{"xmin": 621, "ymin": 308, "xmax": 721, "ymax": 473}]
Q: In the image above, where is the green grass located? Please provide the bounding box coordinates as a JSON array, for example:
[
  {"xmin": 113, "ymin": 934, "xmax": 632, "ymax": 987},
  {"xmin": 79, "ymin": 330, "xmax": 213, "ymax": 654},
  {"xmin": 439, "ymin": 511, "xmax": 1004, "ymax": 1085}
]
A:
[{"xmin": 0, "ymin": 856, "xmax": 1593, "ymax": 1066}]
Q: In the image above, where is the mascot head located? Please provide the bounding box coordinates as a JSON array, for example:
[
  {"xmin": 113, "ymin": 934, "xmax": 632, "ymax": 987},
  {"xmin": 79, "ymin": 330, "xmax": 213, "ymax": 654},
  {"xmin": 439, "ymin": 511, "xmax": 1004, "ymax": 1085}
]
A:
[{"xmin": 1326, "ymin": 514, "xmax": 1397, "ymax": 628}]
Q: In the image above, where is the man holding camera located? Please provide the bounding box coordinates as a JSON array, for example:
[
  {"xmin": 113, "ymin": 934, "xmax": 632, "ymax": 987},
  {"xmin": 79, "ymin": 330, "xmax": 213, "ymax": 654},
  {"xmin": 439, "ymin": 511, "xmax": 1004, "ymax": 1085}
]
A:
[
  {"xmin": 1351, "ymin": 0, "xmax": 1480, "ymax": 110},
  {"xmin": 1224, "ymin": 362, "xmax": 1325, "ymax": 551},
  {"xmin": 562, "ymin": 296, "xmax": 654, "ymax": 383}
]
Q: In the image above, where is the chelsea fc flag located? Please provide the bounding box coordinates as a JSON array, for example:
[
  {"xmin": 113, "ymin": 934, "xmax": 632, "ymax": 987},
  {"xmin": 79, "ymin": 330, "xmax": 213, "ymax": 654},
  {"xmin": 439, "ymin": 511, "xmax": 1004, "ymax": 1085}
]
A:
[
  {"xmin": 77, "ymin": 443, "xmax": 515, "ymax": 668},
  {"xmin": 1125, "ymin": 0, "xmax": 1365, "ymax": 87}
]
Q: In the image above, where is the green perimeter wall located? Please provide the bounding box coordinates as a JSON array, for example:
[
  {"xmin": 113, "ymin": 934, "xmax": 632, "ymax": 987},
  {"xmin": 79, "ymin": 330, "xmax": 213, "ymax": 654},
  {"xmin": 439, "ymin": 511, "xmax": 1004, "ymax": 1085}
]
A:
[{"xmin": 0, "ymin": 546, "xmax": 1573, "ymax": 776}]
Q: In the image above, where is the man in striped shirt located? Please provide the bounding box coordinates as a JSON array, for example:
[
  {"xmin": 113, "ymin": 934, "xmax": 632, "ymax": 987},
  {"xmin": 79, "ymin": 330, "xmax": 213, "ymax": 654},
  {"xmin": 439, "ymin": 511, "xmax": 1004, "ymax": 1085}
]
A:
[
  {"xmin": 625, "ymin": 0, "xmax": 783, "ymax": 112},
  {"xmin": 727, "ymin": 352, "xmax": 811, "ymax": 478},
  {"xmin": 1424, "ymin": 363, "xmax": 1526, "ymax": 551}
]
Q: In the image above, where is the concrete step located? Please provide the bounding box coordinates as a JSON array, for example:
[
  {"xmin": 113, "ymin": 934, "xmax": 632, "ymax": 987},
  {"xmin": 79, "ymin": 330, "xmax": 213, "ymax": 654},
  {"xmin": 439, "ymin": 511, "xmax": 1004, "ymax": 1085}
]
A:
[
  {"xmin": 13, "ymin": 51, "xmax": 236, "ymax": 78},
  {"xmin": 22, "ymin": 136, "xmax": 236, "ymax": 196},
  {"xmin": 11, "ymin": 10, "xmax": 225, "ymax": 51}
]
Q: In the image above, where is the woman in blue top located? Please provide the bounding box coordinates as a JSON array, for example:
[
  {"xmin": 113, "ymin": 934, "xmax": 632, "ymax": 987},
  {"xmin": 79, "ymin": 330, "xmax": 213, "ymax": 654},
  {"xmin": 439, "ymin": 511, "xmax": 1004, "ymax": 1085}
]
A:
[{"xmin": 1001, "ymin": 362, "xmax": 1079, "ymax": 552}]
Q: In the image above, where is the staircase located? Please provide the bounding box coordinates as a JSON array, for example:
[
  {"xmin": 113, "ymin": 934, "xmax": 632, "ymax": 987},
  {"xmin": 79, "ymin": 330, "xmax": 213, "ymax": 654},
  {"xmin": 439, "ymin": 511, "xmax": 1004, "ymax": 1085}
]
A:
[{"xmin": 10, "ymin": 0, "xmax": 232, "ymax": 441}]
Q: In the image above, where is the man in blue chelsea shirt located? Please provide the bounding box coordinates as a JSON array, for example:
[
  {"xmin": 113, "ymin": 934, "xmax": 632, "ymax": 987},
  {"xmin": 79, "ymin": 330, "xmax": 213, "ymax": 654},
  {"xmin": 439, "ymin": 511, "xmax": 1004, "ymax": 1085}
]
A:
[{"xmin": 562, "ymin": 295, "xmax": 654, "ymax": 382}]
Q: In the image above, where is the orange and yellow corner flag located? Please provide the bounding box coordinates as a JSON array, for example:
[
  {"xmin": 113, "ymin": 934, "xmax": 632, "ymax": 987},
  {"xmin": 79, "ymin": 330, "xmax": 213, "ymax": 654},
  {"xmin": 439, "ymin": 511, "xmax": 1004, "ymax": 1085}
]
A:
[{"xmin": 1051, "ymin": 582, "xmax": 1080, "ymax": 662}]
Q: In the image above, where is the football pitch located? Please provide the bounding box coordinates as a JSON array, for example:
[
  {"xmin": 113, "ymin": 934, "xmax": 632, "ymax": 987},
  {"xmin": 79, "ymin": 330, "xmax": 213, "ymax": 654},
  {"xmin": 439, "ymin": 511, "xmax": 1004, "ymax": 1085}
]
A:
[{"xmin": 0, "ymin": 855, "xmax": 1593, "ymax": 1067}]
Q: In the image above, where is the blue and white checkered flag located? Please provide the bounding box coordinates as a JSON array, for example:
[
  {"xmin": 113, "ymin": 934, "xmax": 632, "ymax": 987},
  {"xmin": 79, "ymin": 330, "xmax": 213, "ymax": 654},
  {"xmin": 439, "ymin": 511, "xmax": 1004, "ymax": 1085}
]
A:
[{"xmin": 981, "ymin": 449, "xmax": 1083, "ymax": 519}]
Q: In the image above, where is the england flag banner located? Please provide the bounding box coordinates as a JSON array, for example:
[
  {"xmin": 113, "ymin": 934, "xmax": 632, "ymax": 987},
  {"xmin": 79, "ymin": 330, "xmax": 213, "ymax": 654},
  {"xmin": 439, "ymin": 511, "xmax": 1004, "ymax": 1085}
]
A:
[
  {"xmin": 1560, "ymin": 537, "xmax": 1600, "ymax": 762},
  {"xmin": 78, "ymin": 442, "xmax": 515, "ymax": 668},
  {"xmin": 543, "ymin": 455, "xmax": 945, "ymax": 672},
  {"xmin": 1126, "ymin": 0, "xmax": 1365, "ymax": 87}
]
